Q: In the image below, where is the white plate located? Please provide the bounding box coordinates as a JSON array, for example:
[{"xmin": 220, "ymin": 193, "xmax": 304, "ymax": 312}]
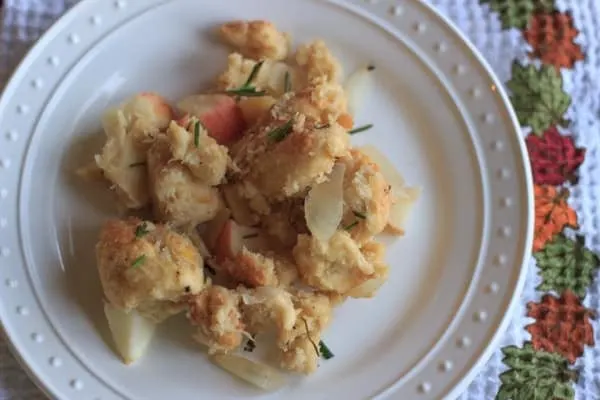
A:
[{"xmin": 0, "ymin": 0, "xmax": 533, "ymax": 399}]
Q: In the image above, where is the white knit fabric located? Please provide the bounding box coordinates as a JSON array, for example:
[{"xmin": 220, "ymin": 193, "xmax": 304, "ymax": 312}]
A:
[{"xmin": 0, "ymin": 0, "xmax": 598, "ymax": 399}]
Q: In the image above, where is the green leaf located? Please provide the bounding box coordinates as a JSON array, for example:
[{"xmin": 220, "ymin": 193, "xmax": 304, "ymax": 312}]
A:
[
  {"xmin": 506, "ymin": 62, "xmax": 571, "ymax": 135},
  {"xmin": 267, "ymin": 119, "xmax": 294, "ymax": 143},
  {"xmin": 534, "ymin": 234, "xmax": 600, "ymax": 297},
  {"xmin": 480, "ymin": 0, "xmax": 555, "ymax": 29},
  {"xmin": 244, "ymin": 60, "xmax": 264, "ymax": 87},
  {"xmin": 496, "ymin": 343, "xmax": 577, "ymax": 400}
]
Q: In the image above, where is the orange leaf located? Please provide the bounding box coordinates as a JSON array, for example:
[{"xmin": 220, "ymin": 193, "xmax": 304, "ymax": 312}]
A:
[
  {"xmin": 524, "ymin": 12, "xmax": 584, "ymax": 71},
  {"xmin": 533, "ymin": 185, "xmax": 578, "ymax": 252},
  {"xmin": 526, "ymin": 291, "xmax": 595, "ymax": 364}
]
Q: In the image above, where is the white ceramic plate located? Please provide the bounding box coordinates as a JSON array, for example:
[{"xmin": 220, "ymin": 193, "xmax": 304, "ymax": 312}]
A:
[{"xmin": 0, "ymin": 0, "xmax": 533, "ymax": 399}]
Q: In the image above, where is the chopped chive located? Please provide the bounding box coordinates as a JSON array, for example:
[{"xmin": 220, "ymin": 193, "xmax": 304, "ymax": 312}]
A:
[
  {"xmin": 353, "ymin": 211, "xmax": 366, "ymax": 219},
  {"xmin": 194, "ymin": 121, "xmax": 200, "ymax": 148},
  {"xmin": 242, "ymin": 233, "xmax": 259, "ymax": 239},
  {"xmin": 267, "ymin": 119, "xmax": 294, "ymax": 143},
  {"xmin": 129, "ymin": 162, "xmax": 146, "ymax": 168},
  {"xmin": 344, "ymin": 221, "xmax": 359, "ymax": 231},
  {"xmin": 348, "ymin": 124, "xmax": 373, "ymax": 134},
  {"xmin": 284, "ymin": 71, "xmax": 291, "ymax": 93},
  {"xmin": 302, "ymin": 318, "xmax": 320, "ymax": 356},
  {"xmin": 131, "ymin": 255, "xmax": 146, "ymax": 269},
  {"xmin": 315, "ymin": 123, "xmax": 330, "ymax": 130},
  {"xmin": 225, "ymin": 87, "xmax": 266, "ymax": 97},
  {"xmin": 244, "ymin": 60, "xmax": 264, "ymax": 87},
  {"xmin": 135, "ymin": 222, "xmax": 149, "ymax": 238},
  {"xmin": 319, "ymin": 340, "xmax": 334, "ymax": 360}
]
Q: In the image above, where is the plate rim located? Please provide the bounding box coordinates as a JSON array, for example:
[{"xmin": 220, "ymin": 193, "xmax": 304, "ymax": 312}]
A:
[
  {"xmin": 405, "ymin": 2, "xmax": 533, "ymax": 398},
  {"xmin": 0, "ymin": 0, "xmax": 534, "ymax": 399}
]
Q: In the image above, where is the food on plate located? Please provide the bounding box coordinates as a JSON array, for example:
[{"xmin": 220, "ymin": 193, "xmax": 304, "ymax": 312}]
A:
[
  {"xmin": 80, "ymin": 19, "xmax": 420, "ymax": 390},
  {"xmin": 96, "ymin": 218, "xmax": 205, "ymax": 322}
]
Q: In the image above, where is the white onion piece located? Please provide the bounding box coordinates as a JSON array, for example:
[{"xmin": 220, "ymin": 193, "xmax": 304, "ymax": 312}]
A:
[
  {"xmin": 358, "ymin": 145, "xmax": 420, "ymax": 233},
  {"xmin": 347, "ymin": 277, "xmax": 387, "ymax": 298},
  {"xmin": 103, "ymin": 302, "xmax": 156, "ymax": 365},
  {"xmin": 211, "ymin": 353, "xmax": 287, "ymax": 391},
  {"xmin": 388, "ymin": 186, "xmax": 421, "ymax": 233},
  {"xmin": 345, "ymin": 65, "xmax": 375, "ymax": 117},
  {"xmin": 305, "ymin": 163, "xmax": 346, "ymax": 243},
  {"xmin": 358, "ymin": 145, "xmax": 405, "ymax": 187}
]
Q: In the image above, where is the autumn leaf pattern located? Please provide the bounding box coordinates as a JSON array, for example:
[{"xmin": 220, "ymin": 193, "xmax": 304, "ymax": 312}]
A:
[
  {"xmin": 507, "ymin": 62, "xmax": 571, "ymax": 135},
  {"xmin": 534, "ymin": 234, "xmax": 600, "ymax": 297},
  {"xmin": 526, "ymin": 291, "xmax": 595, "ymax": 363},
  {"xmin": 477, "ymin": 1, "xmax": 599, "ymax": 399},
  {"xmin": 480, "ymin": 0, "xmax": 555, "ymax": 29},
  {"xmin": 533, "ymin": 185, "xmax": 578, "ymax": 252},
  {"xmin": 497, "ymin": 343, "xmax": 577, "ymax": 400},
  {"xmin": 526, "ymin": 126, "xmax": 585, "ymax": 185},
  {"xmin": 524, "ymin": 12, "xmax": 584, "ymax": 71}
]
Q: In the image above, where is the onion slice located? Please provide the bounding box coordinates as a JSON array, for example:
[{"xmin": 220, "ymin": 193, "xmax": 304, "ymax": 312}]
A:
[
  {"xmin": 347, "ymin": 276, "xmax": 387, "ymax": 298},
  {"xmin": 211, "ymin": 353, "xmax": 287, "ymax": 391},
  {"xmin": 358, "ymin": 145, "xmax": 420, "ymax": 233},
  {"xmin": 345, "ymin": 65, "xmax": 375, "ymax": 117},
  {"xmin": 304, "ymin": 163, "xmax": 346, "ymax": 243},
  {"xmin": 388, "ymin": 186, "xmax": 421, "ymax": 234},
  {"xmin": 103, "ymin": 302, "xmax": 156, "ymax": 365}
]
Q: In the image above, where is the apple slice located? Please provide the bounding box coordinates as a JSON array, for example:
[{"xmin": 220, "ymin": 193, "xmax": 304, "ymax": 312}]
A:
[
  {"xmin": 176, "ymin": 94, "xmax": 246, "ymax": 145},
  {"xmin": 213, "ymin": 219, "xmax": 269, "ymax": 263},
  {"xmin": 103, "ymin": 302, "xmax": 157, "ymax": 365}
]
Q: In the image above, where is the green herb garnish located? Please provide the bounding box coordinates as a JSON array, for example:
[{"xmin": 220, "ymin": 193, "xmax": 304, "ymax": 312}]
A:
[
  {"xmin": 319, "ymin": 340, "xmax": 334, "ymax": 360},
  {"xmin": 353, "ymin": 211, "xmax": 366, "ymax": 219},
  {"xmin": 245, "ymin": 60, "xmax": 264, "ymax": 87},
  {"xmin": 225, "ymin": 87, "xmax": 266, "ymax": 97},
  {"xmin": 267, "ymin": 119, "xmax": 294, "ymax": 143},
  {"xmin": 344, "ymin": 221, "xmax": 359, "ymax": 231},
  {"xmin": 284, "ymin": 71, "xmax": 291, "ymax": 93},
  {"xmin": 129, "ymin": 162, "xmax": 146, "ymax": 168},
  {"xmin": 194, "ymin": 121, "xmax": 201, "ymax": 147},
  {"xmin": 131, "ymin": 255, "xmax": 146, "ymax": 269},
  {"xmin": 225, "ymin": 61, "xmax": 267, "ymax": 98},
  {"xmin": 348, "ymin": 124, "xmax": 373, "ymax": 134},
  {"xmin": 135, "ymin": 222, "xmax": 149, "ymax": 238}
]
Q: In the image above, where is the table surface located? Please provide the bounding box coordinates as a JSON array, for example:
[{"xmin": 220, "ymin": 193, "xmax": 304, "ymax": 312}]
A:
[{"xmin": 0, "ymin": 0, "xmax": 599, "ymax": 399}]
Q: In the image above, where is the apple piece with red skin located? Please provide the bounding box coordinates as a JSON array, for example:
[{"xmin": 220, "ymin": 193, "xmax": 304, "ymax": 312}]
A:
[
  {"xmin": 176, "ymin": 94, "xmax": 247, "ymax": 145},
  {"xmin": 213, "ymin": 219, "xmax": 267, "ymax": 263}
]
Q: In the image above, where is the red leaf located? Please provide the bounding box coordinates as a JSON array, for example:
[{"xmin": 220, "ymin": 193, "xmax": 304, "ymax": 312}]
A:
[{"xmin": 526, "ymin": 127, "xmax": 586, "ymax": 185}]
